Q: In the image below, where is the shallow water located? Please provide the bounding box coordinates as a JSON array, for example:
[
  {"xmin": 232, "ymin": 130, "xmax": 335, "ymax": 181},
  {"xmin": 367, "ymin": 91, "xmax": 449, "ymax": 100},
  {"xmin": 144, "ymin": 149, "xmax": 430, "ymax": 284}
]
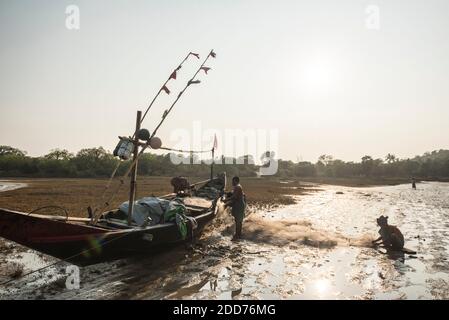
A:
[
  {"xmin": 1, "ymin": 182, "xmax": 449, "ymax": 299},
  {"xmin": 0, "ymin": 181, "xmax": 27, "ymax": 193}
]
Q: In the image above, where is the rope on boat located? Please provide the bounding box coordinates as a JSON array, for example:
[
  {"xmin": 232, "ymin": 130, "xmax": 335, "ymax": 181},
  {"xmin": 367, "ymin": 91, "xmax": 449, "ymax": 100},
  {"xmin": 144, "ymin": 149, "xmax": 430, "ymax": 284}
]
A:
[
  {"xmin": 28, "ymin": 206, "xmax": 69, "ymax": 220},
  {"xmin": 98, "ymin": 161, "xmax": 121, "ymax": 201},
  {"xmin": 159, "ymin": 146, "xmax": 212, "ymax": 153},
  {"xmin": 90, "ymin": 161, "xmax": 123, "ymax": 219}
]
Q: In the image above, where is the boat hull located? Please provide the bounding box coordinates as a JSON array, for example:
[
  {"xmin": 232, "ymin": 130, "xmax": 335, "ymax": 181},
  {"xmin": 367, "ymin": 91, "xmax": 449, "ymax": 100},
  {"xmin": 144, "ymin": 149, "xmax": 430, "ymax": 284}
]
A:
[{"xmin": 0, "ymin": 205, "xmax": 220, "ymax": 266}]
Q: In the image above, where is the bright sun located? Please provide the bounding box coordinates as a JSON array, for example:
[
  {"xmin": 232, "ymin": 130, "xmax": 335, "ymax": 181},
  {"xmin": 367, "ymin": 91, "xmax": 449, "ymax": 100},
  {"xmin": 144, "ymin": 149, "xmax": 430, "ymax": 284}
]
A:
[{"xmin": 301, "ymin": 57, "xmax": 334, "ymax": 94}]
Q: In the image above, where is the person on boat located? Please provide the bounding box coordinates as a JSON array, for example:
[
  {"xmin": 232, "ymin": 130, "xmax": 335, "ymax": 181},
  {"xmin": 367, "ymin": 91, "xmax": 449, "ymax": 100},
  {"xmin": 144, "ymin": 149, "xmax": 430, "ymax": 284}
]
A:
[
  {"xmin": 225, "ymin": 176, "xmax": 246, "ymax": 241},
  {"xmin": 412, "ymin": 177, "xmax": 416, "ymax": 189},
  {"xmin": 171, "ymin": 176, "xmax": 190, "ymax": 195}
]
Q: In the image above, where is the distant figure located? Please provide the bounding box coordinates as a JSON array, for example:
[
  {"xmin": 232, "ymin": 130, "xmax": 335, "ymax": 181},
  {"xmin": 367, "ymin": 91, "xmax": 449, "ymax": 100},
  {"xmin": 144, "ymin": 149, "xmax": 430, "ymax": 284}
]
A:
[
  {"xmin": 372, "ymin": 215, "xmax": 404, "ymax": 250},
  {"xmin": 225, "ymin": 176, "xmax": 246, "ymax": 241},
  {"xmin": 412, "ymin": 177, "xmax": 417, "ymax": 190},
  {"xmin": 170, "ymin": 176, "xmax": 190, "ymax": 194}
]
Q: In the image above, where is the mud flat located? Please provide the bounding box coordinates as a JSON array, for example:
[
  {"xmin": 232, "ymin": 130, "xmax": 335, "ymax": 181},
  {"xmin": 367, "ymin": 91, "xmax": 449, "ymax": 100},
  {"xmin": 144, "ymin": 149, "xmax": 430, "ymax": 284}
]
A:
[
  {"xmin": 1, "ymin": 181, "xmax": 449, "ymax": 299},
  {"xmin": 0, "ymin": 177, "xmax": 316, "ymax": 217}
]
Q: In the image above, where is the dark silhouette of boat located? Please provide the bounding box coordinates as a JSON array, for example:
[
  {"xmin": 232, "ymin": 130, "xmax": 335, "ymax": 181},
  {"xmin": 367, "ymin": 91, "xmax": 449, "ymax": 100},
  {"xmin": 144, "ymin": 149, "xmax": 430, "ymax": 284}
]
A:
[{"xmin": 0, "ymin": 176, "xmax": 225, "ymax": 266}]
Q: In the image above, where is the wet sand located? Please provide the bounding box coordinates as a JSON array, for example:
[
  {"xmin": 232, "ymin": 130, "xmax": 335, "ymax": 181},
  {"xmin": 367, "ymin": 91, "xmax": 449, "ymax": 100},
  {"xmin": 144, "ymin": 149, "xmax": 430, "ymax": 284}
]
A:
[{"xmin": 1, "ymin": 182, "xmax": 449, "ymax": 299}]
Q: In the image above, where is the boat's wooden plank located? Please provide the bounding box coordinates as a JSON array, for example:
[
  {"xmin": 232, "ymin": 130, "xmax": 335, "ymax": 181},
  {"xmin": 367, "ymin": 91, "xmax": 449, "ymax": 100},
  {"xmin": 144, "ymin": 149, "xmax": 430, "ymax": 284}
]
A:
[{"xmin": 28, "ymin": 214, "xmax": 91, "ymax": 222}]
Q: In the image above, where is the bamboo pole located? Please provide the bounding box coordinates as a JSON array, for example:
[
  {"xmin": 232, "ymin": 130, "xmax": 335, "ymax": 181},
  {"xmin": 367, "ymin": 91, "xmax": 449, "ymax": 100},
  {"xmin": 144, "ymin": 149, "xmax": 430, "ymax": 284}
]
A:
[
  {"xmin": 128, "ymin": 111, "xmax": 142, "ymax": 226},
  {"xmin": 210, "ymin": 148, "xmax": 215, "ymax": 180}
]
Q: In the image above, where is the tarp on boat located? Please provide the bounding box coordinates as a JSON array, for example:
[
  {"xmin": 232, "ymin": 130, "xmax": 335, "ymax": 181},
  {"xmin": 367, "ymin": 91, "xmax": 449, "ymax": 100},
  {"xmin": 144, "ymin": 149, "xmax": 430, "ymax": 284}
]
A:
[
  {"xmin": 118, "ymin": 197, "xmax": 193, "ymax": 239},
  {"xmin": 194, "ymin": 177, "xmax": 225, "ymax": 199},
  {"xmin": 119, "ymin": 197, "xmax": 186, "ymax": 227}
]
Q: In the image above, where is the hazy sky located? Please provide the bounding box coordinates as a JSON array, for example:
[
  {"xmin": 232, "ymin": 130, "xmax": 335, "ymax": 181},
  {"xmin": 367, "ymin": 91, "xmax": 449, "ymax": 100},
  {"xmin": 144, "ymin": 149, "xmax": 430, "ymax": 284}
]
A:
[{"xmin": 1, "ymin": 0, "xmax": 448, "ymax": 162}]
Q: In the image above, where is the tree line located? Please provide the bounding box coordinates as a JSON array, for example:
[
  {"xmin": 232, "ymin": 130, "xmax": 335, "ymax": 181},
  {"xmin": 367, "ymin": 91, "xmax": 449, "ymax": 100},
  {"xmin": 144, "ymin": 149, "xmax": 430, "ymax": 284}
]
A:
[{"xmin": 0, "ymin": 145, "xmax": 448, "ymax": 179}]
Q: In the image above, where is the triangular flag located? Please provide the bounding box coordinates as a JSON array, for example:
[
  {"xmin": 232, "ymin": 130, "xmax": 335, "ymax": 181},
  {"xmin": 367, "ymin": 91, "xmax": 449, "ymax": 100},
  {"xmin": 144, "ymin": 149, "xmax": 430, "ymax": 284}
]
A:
[
  {"xmin": 161, "ymin": 85, "xmax": 170, "ymax": 94},
  {"xmin": 169, "ymin": 70, "xmax": 177, "ymax": 80},
  {"xmin": 189, "ymin": 52, "xmax": 200, "ymax": 59},
  {"xmin": 200, "ymin": 66, "xmax": 211, "ymax": 74},
  {"xmin": 188, "ymin": 80, "xmax": 201, "ymax": 86},
  {"xmin": 210, "ymin": 50, "xmax": 216, "ymax": 58}
]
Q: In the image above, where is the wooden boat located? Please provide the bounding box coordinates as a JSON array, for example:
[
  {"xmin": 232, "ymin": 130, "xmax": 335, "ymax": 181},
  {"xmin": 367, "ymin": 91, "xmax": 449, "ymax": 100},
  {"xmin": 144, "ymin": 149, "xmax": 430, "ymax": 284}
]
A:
[
  {"xmin": 0, "ymin": 176, "xmax": 226, "ymax": 266},
  {"xmin": 0, "ymin": 55, "xmax": 222, "ymax": 266}
]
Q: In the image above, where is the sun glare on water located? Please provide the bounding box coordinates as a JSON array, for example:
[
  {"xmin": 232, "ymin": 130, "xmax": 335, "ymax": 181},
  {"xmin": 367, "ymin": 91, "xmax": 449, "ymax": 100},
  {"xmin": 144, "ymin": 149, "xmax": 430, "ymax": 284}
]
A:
[{"xmin": 313, "ymin": 278, "xmax": 332, "ymax": 297}]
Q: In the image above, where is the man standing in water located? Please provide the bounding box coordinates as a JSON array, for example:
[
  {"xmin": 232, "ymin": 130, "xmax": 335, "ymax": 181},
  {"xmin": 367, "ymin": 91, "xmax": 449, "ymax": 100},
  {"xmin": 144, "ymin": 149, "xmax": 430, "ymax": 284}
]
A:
[
  {"xmin": 225, "ymin": 176, "xmax": 246, "ymax": 241},
  {"xmin": 412, "ymin": 177, "xmax": 417, "ymax": 189}
]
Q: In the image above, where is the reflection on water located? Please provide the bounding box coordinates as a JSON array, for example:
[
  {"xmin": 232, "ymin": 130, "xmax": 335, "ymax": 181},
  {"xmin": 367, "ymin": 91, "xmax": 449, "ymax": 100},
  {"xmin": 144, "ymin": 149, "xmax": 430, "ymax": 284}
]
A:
[{"xmin": 1, "ymin": 182, "xmax": 449, "ymax": 299}]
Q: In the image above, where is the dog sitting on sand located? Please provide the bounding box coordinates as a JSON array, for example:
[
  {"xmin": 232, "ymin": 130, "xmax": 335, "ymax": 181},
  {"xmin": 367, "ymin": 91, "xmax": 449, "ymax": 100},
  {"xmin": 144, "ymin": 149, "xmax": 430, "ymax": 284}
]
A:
[{"xmin": 372, "ymin": 215, "xmax": 404, "ymax": 251}]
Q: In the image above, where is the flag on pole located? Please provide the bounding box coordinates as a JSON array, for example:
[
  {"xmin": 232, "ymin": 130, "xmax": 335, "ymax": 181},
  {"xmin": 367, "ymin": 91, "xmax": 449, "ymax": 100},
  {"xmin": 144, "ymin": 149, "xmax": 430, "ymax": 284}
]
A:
[
  {"xmin": 200, "ymin": 66, "xmax": 211, "ymax": 74},
  {"xmin": 161, "ymin": 85, "xmax": 170, "ymax": 94},
  {"xmin": 169, "ymin": 70, "xmax": 177, "ymax": 80},
  {"xmin": 189, "ymin": 52, "xmax": 200, "ymax": 59},
  {"xmin": 213, "ymin": 134, "xmax": 218, "ymax": 150},
  {"xmin": 188, "ymin": 80, "xmax": 201, "ymax": 86}
]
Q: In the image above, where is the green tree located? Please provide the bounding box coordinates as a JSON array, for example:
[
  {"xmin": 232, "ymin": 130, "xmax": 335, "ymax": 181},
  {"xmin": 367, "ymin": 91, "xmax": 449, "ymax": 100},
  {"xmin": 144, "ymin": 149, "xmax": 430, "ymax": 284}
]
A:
[
  {"xmin": 45, "ymin": 149, "xmax": 73, "ymax": 160},
  {"xmin": 317, "ymin": 154, "xmax": 334, "ymax": 166},
  {"xmin": 73, "ymin": 147, "xmax": 117, "ymax": 176},
  {"xmin": 361, "ymin": 155, "xmax": 374, "ymax": 177},
  {"xmin": 0, "ymin": 146, "xmax": 26, "ymax": 157},
  {"xmin": 385, "ymin": 153, "xmax": 397, "ymax": 164}
]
